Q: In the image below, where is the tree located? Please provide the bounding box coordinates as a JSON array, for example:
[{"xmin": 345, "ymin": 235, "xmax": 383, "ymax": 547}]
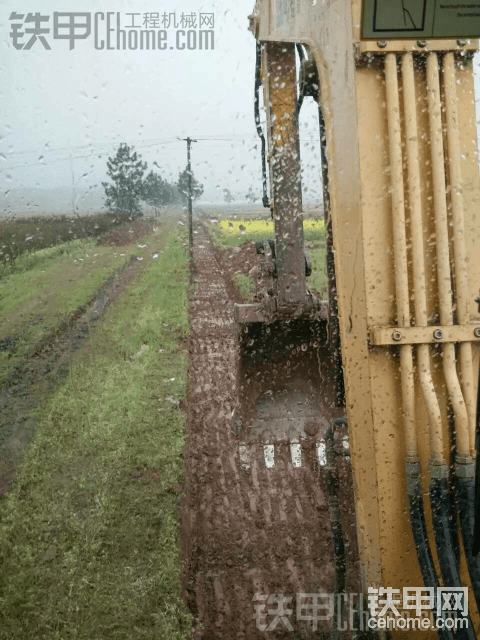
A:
[
  {"xmin": 102, "ymin": 143, "xmax": 147, "ymax": 220},
  {"xmin": 177, "ymin": 168, "xmax": 204, "ymax": 205},
  {"xmin": 223, "ymin": 188, "xmax": 235, "ymax": 203},
  {"xmin": 245, "ymin": 187, "xmax": 258, "ymax": 203},
  {"xmin": 143, "ymin": 171, "xmax": 167, "ymax": 214},
  {"xmin": 143, "ymin": 171, "xmax": 181, "ymax": 213}
]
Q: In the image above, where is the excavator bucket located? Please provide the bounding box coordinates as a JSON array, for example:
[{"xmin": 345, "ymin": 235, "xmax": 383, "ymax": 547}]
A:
[{"xmin": 232, "ymin": 41, "xmax": 342, "ymax": 456}]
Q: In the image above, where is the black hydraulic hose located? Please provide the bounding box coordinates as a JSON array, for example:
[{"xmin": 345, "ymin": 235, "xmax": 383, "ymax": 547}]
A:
[
  {"xmin": 473, "ymin": 334, "xmax": 480, "ymax": 555},
  {"xmin": 448, "ymin": 408, "xmax": 461, "ymax": 569},
  {"xmin": 458, "ymin": 476, "xmax": 480, "ymax": 608},
  {"xmin": 456, "ymin": 343, "xmax": 480, "ymax": 611},
  {"xmin": 254, "ymin": 42, "xmax": 270, "ymax": 209},
  {"xmin": 406, "ymin": 469, "xmax": 455, "ymax": 640},
  {"xmin": 324, "ymin": 418, "xmax": 347, "ymax": 636},
  {"xmin": 295, "ymin": 44, "xmax": 305, "ymax": 120},
  {"xmin": 430, "ymin": 476, "xmax": 476, "ymax": 639}
]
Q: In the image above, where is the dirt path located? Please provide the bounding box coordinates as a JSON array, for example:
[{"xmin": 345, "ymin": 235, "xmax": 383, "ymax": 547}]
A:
[
  {"xmin": 182, "ymin": 227, "xmax": 361, "ymax": 639},
  {"xmin": 0, "ymin": 257, "xmax": 140, "ymax": 495}
]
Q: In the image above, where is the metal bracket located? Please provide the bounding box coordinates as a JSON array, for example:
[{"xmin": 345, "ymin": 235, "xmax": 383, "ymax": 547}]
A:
[
  {"xmin": 356, "ymin": 39, "xmax": 479, "ymax": 55},
  {"xmin": 369, "ymin": 324, "xmax": 480, "ymax": 346}
]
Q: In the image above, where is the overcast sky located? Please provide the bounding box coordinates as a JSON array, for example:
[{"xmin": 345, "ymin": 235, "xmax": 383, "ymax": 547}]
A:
[
  {"xmin": 1, "ymin": 1, "xmax": 479, "ymax": 211},
  {"xmin": 0, "ymin": 0, "xmax": 324, "ymax": 209}
]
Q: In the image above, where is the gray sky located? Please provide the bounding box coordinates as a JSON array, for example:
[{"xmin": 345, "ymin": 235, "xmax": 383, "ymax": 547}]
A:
[
  {"xmin": 0, "ymin": 0, "xmax": 324, "ymax": 210},
  {"xmin": 1, "ymin": 1, "xmax": 479, "ymax": 211}
]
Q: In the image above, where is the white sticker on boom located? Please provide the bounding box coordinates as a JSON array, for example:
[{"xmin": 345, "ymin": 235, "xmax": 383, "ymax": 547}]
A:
[
  {"xmin": 238, "ymin": 444, "xmax": 251, "ymax": 470},
  {"xmin": 290, "ymin": 443, "xmax": 302, "ymax": 468},
  {"xmin": 317, "ymin": 441, "xmax": 327, "ymax": 467},
  {"xmin": 263, "ymin": 445, "xmax": 275, "ymax": 469}
]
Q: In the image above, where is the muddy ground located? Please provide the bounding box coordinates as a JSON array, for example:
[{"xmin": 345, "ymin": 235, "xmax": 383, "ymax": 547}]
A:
[{"xmin": 182, "ymin": 227, "xmax": 362, "ymax": 639}]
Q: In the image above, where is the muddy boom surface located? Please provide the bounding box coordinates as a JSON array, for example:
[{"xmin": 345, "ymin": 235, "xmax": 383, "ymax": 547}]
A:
[{"xmin": 181, "ymin": 225, "xmax": 362, "ymax": 639}]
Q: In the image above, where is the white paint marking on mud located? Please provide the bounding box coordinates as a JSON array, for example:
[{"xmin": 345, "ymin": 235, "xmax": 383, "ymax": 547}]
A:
[
  {"xmin": 263, "ymin": 444, "xmax": 275, "ymax": 469},
  {"xmin": 290, "ymin": 443, "xmax": 302, "ymax": 468},
  {"xmin": 316, "ymin": 441, "xmax": 327, "ymax": 467},
  {"xmin": 238, "ymin": 444, "xmax": 251, "ymax": 470}
]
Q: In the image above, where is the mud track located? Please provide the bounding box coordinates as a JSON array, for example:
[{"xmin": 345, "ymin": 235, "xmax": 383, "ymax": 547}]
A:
[
  {"xmin": 0, "ymin": 256, "xmax": 140, "ymax": 495},
  {"xmin": 182, "ymin": 227, "xmax": 361, "ymax": 639}
]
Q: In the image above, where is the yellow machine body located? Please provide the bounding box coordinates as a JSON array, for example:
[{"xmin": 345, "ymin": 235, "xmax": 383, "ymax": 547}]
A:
[{"xmin": 249, "ymin": 0, "xmax": 480, "ymax": 636}]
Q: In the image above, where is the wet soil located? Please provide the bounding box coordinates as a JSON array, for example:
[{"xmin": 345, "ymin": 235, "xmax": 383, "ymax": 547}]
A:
[
  {"xmin": 0, "ymin": 257, "xmax": 140, "ymax": 496},
  {"xmin": 181, "ymin": 226, "xmax": 362, "ymax": 639},
  {"xmin": 98, "ymin": 218, "xmax": 157, "ymax": 247}
]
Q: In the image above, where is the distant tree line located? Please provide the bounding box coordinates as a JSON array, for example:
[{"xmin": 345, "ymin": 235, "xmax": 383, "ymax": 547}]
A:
[{"xmin": 102, "ymin": 143, "xmax": 204, "ymax": 220}]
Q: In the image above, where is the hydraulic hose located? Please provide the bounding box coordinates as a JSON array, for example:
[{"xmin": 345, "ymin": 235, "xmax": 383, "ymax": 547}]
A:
[
  {"xmin": 458, "ymin": 352, "xmax": 480, "ymax": 609},
  {"xmin": 430, "ymin": 477, "xmax": 476, "ymax": 639},
  {"xmin": 295, "ymin": 43, "xmax": 305, "ymax": 120},
  {"xmin": 254, "ymin": 41, "xmax": 270, "ymax": 208},
  {"xmin": 407, "ymin": 465, "xmax": 455, "ymax": 640},
  {"xmin": 443, "ymin": 53, "xmax": 476, "ymax": 455},
  {"xmin": 425, "ymin": 50, "xmax": 477, "ymax": 640},
  {"xmin": 319, "ymin": 106, "xmax": 344, "ymax": 406},
  {"xmin": 401, "ymin": 52, "xmax": 472, "ymax": 639},
  {"xmin": 324, "ymin": 418, "xmax": 347, "ymax": 596},
  {"xmin": 474, "ymin": 350, "xmax": 480, "ymax": 555},
  {"xmin": 458, "ymin": 476, "xmax": 480, "ymax": 608},
  {"xmin": 448, "ymin": 408, "xmax": 461, "ymax": 569},
  {"xmin": 324, "ymin": 418, "xmax": 347, "ymax": 638}
]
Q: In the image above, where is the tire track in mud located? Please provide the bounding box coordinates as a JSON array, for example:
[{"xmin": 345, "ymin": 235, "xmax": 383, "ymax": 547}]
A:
[
  {"xmin": 0, "ymin": 256, "xmax": 140, "ymax": 496},
  {"xmin": 182, "ymin": 226, "xmax": 360, "ymax": 639}
]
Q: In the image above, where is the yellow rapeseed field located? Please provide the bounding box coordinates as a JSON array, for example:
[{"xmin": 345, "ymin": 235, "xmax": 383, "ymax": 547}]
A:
[{"xmin": 218, "ymin": 218, "xmax": 324, "ymax": 236}]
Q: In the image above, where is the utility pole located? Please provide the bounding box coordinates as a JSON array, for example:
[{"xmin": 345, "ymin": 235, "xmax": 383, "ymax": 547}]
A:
[{"xmin": 181, "ymin": 137, "xmax": 197, "ymax": 255}]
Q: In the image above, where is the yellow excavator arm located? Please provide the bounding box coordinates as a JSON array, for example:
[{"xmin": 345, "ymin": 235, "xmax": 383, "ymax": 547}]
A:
[{"xmin": 241, "ymin": 1, "xmax": 480, "ymax": 637}]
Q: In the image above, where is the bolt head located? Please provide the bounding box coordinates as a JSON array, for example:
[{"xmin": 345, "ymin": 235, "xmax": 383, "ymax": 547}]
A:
[
  {"xmin": 457, "ymin": 39, "xmax": 467, "ymax": 47},
  {"xmin": 416, "ymin": 40, "xmax": 427, "ymax": 48},
  {"xmin": 392, "ymin": 330, "xmax": 403, "ymax": 342},
  {"xmin": 433, "ymin": 329, "xmax": 443, "ymax": 340},
  {"xmin": 377, "ymin": 40, "xmax": 388, "ymax": 49},
  {"xmin": 474, "ymin": 327, "xmax": 480, "ymax": 338}
]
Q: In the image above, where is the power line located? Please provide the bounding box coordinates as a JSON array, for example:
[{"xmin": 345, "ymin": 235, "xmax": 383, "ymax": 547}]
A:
[
  {"xmin": 2, "ymin": 133, "xmax": 262, "ymax": 159},
  {"xmin": 1, "ymin": 136, "xmax": 323, "ymax": 172}
]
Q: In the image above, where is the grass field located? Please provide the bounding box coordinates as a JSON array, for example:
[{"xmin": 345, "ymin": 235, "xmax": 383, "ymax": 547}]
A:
[
  {"xmin": 0, "ymin": 227, "xmax": 164, "ymax": 382},
  {"xmin": 0, "ymin": 226, "xmax": 192, "ymax": 639},
  {"xmin": 209, "ymin": 217, "xmax": 328, "ymax": 297}
]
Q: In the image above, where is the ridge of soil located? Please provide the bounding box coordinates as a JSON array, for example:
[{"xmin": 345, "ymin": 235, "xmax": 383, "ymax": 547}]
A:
[
  {"xmin": 181, "ymin": 225, "xmax": 361, "ymax": 639},
  {"xmin": 0, "ymin": 256, "xmax": 140, "ymax": 496},
  {"xmin": 97, "ymin": 218, "xmax": 157, "ymax": 247},
  {"xmin": 216, "ymin": 241, "xmax": 260, "ymax": 303}
]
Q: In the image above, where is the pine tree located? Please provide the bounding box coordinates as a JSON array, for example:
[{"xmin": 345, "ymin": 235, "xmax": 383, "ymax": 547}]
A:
[
  {"xmin": 177, "ymin": 168, "xmax": 204, "ymax": 204},
  {"xmin": 245, "ymin": 187, "xmax": 258, "ymax": 203},
  {"xmin": 223, "ymin": 189, "xmax": 235, "ymax": 203},
  {"xmin": 102, "ymin": 143, "xmax": 147, "ymax": 220}
]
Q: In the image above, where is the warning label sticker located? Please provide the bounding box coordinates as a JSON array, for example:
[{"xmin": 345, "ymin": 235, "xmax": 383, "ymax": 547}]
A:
[{"xmin": 362, "ymin": 0, "xmax": 480, "ymax": 38}]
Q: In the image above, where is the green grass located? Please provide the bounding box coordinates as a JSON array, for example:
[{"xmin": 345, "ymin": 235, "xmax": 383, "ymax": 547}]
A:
[
  {"xmin": 233, "ymin": 273, "xmax": 255, "ymax": 303},
  {"xmin": 306, "ymin": 239, "xmax": 328, "ymax": 297},
  {"xmin": 0, "ymin": 229, "xmax": 165, "ymax": 382},
  {"xmin": 209, "ymin": 218, "xmax": 328, "ymax": 298},
  {"xmin": 0, "ymin": 227, "xmax": 192, "ymax": 640}
]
